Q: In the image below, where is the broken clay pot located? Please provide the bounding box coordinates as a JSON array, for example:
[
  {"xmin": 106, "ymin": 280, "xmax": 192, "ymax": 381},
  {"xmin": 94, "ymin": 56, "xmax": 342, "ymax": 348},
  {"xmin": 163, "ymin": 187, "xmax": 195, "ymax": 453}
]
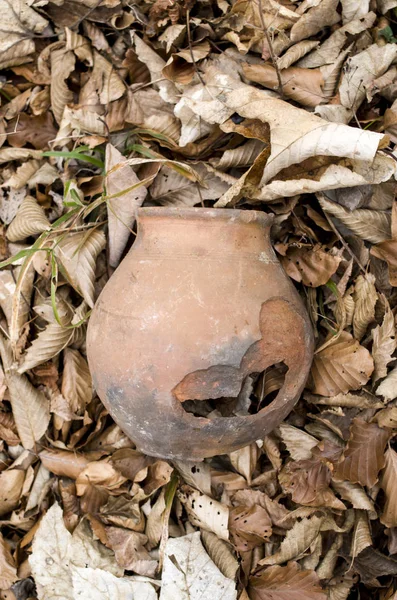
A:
[{"xmin": 87, "ymin": 208, "xmax": 314, "ymax": 460}]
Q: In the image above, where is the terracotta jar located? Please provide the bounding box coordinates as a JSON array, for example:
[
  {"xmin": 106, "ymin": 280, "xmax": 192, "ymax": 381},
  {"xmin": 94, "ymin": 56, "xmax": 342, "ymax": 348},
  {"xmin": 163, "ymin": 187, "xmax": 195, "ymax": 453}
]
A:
[{"xmin": 87, "ymin": 208, "xmax": 313, "ymax": 460}]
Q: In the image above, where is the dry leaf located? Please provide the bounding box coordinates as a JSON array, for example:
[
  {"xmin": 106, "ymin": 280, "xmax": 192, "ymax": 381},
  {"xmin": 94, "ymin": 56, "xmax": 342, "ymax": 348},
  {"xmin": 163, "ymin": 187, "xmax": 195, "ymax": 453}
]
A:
[
  {"xmin": 290, "ymin": 0, "xmax": 340, "ymax": 43},
  {"xmin": 62, "ymin": 348, "xmax": 92, "ymax": 415},
  {"xmin": 310, "ymin": 332, "xmax": 374, "ymax": 397},
  {"xmin": 0, "ymin": 469, "xmax": 25, "ymax": 517},
  {"xmin": 18, "ymin": 321, "xmax": 75, "ymax": 373},
  {"xmin": 0, "ymin": 0, "xmax": 49, "ymax": 69},
  {"xmin": 160, "ymin": 532, "xmax": 237, "ymax": 600},
  {"xmin": 29, "ymin": 503, "xmax": 122, "ymax": 600},
  {"xmin": 249, "ymin": 561, "xmax": 326, "ymax": 600},
  {"xmin": 50, "ymin": 47, "xmax": 76, "ymax": 124},
  {"xmin": 381, "ymin": 447, "xmax": 397, "ymax": 528},
  {"xmin": 279, "ymin": 245, "xmax": 341, "ymax": 287},
  {"xmin": 71, "ymin": 567, "xmax": 157, "ymax": 600},
  {"xmin": 39, "ymin": 449, "xmax": 90, "ymax": 479},
  {"xmin": 0, "ymin": 335, "xmax": 50, "ymax": 449},
  {"xmin": 55, "ymin": 229, "xmax": 106, "ymax": 308},
  {"xmin": 229, "ymin": 443, "xmax": 259, "ymax": 485},
  {"xmin": 201, "ymin": 531, "xmax": 239, "ymax": 580},
  {"xmin": 334, "ymin": 418, "xmax": 390, "ymax": 488},
  {"xmin": 150, "ymin": 163, "xmax": 230, "ymax": 207},
  {"xmin": 243, "ymin": 63, "xmax": 326, "ymax": 108},
  {"xmin": 331, "ymin": 480, "xmax": 375, "ymax": 513},
  {"xmin": 372, "ymin": 306, "xmax": 396, "ymax": 382},
  {"xmin": 105, "ymin": 527, "xmax": 157, "ymax": 576},
  {"xmin": 6, "ymin": 196, "xmax": 50, "ymax": 242},
  {"xmin": 351, "ymin": 510, "xmax": 372, "ymax": 558},
  {"xmin": 278, "ymin": 41, "xmax": 320, "ymax": 70},
  {"xmin": 0, "ymin": 531, "xmax": 17, "ymax": 590},
  {"xmin": 259, "ymin": 516, "xmax": 324, "ymax": 566},
  {"xmin": 105, "ymin": 144, "xmax": 147, "ymax": 267},
  {"xmin": 280, "ymin": 459, "xmax": 345, "ymax": 510},
  {"xmin": 352, "ymin": 274, "xmax": 377, "ymax": 340},
  {"xmin": 318, "ymin": 195, "xmax": 391, "ymax": 244},
  {"xmin": 178, "ymin": 485, "xmax": 229, "ymax": 541},
  {"xmin": 173, "ymin": 460, "xmax": 211, "ymax": 495},
  {"xmin": 279, "ymin": 423, "xmax": 318, "ymax": 460},
  {"xmin": 6, "ymin": 113, "xmax": 57, "ymax": 150},
  {"xmin": 371, "ymin": 201, "xmax": 397, "ymax": 286},
  {"xmin": 229, "ymin": 503, "xmax": 272, "ymax": 551},
  {"xmin": 376, "ymin": 367, "xmax": 397, "ymax": 402}
]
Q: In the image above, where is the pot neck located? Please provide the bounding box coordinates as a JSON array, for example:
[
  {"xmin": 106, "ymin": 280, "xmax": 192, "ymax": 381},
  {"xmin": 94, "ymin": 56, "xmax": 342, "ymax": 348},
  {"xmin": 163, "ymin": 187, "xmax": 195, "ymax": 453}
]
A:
[{"xmin": 134, "ymin": 208, "xmax": 274, "ymax": 258}]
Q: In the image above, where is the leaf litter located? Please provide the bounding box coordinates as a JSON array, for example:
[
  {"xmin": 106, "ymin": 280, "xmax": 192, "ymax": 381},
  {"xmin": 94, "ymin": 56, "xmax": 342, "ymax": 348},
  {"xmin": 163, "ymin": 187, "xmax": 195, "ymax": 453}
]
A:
[{"xmin": 1, "ymin": 1, "xmax": 397, "ymax": 599}]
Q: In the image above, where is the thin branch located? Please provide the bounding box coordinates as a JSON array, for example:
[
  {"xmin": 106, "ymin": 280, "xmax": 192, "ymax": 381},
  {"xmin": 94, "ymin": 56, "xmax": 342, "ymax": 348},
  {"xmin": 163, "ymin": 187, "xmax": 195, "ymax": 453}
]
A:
[{"xmin": 256, "ymin": 0, "xmax": 284, "ymax": 100}]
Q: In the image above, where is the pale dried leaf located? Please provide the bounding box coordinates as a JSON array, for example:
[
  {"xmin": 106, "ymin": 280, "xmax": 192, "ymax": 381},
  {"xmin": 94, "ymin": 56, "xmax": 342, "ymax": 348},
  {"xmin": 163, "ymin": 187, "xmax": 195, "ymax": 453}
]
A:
[
  {"xmin": 290, "ymin": 0, "xmax": 340, "ymax": 43},
  {"xmin": 229, "ymin": 443, "xmax": 259, "ymax": 485},
  {"xmin": 351, "ymin": 510, "xmax": 372, "ymax": 558},
  {"xmin": 173, "ymin": 460, "xmax": 211, "ymax": 495},
  {"xmin": 18, "ymin": 322, "xmax": 74, "ymax": 373},
  {"xmin": 340, "ymin": 44, "xmax": 397, "ymax": 115},
  {"xmin": 50, "ymin": 47, "xmax": 75, "ymax": 124},
  {"xmin": 278, "ymin": 423, "xmax": 318, "ymax": 460},
  {"xmin": 372, "ymin": 306, "xmax": 396, "ymax": 382},
  {"xmin": 160, "ymin": 532, "xmax": 237, "ymax": 600},
  {"xmin": 353, "ymin": 274, "xmax": 377, "ymax": 340},
  {"xmin": 55, "ymin": 229, "xmax": 106, "ymax": 308},
  {"xmin": 310, "ymin": 332, "xmax": 374, "ymax": 397},
  {"xmin": 150, "ymin": 163, "xmax": 229, "ymax": 207},
  {"xmin": 381, "ymin": 447, "xmax": 397, "ymax": 528},
  {"xmin": 178, "ymin": 485, "xmax": 229, "ymax": 541},
  {"xmin": 341, "ymin": 0, "xmax": 370, "ymax": 22},
  {"xmin": 29, "ymin": 503, "xmax": 122, "ymax": 600},
  {"xmin": 278, "ymin": 41, "xmax": 320, "ymax": 70},
  {"xmin": 0, "ymin": 0, "xmax": 48, "ymax": 69},
  {"xmin": 318, "ymin": 195, "xmax": 391, "ymax": 244},
  {"xmin": 376, "ymin": 367, "xmax": 397, "ymax": 402},
  {"xmin": 71, "ymin": 567, "xmax": 157, "ymax": 600},
  {"xmin": 106, "ymin": 144, "xmax": 147, "ymax": 267},
  {"xmin": 25, "ymin": 464, "xmax": 51, "ymax": 511},
  {"xmin": 229, "ymin": 504, "xmax": 272, "ymax": 551},
  {"xmin": 331, "ymin": 480, "xmax": 375, "ymax": 513},
  {"xmin": 259, "ymin": 516, "xmax": 324, "ymax": 566},
  {"xmin": 210, "ymin": 140, "xmax": 266, "ymax": 170},
  {"xmin": 146, "ymin": 489, "xmax": 166, "ymax": 547},
  {"xmin": 6, "ymin": 196, "xmax": 50, "ymax": 242},
  {"xmin": 334, "ymin": 418, "xmax": 390, "ymax": 488}
]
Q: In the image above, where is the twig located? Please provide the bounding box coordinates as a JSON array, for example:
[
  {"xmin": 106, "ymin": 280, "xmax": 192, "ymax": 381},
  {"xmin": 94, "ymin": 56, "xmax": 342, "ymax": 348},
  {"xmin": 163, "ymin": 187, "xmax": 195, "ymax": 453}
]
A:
[
  {"xmin": 256, "ymin": 0, "xmax": 284, "ymax": 100},
  {"xmin": 321, "ymin": 209, "xmax": 366, "ymax": 275}
]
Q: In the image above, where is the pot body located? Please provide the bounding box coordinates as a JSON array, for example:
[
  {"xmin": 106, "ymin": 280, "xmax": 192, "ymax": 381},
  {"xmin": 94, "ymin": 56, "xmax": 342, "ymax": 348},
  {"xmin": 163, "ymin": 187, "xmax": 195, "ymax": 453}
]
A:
[{"xmin": 87, "ymin": 208, "xmax": 313, "ymax": 460}]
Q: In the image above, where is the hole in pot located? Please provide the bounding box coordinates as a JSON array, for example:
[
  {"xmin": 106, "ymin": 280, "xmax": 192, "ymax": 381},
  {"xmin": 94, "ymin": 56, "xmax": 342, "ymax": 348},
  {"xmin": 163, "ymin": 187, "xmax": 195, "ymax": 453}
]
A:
[{"xmin": 180, "ymin": 362, "xmax": 288, "ymax": 419}]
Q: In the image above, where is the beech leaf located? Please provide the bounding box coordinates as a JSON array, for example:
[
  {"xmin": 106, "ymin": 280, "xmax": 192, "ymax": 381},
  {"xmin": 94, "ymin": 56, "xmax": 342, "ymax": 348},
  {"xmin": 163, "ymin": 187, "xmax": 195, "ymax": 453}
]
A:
[
  {"xmin": 177, "ymin": 485, "xmax": 229, "ymax": 541},
  {"xmin": 18, "ymin": 322, "xmax": 75, "ymax": 373},
  {"xmin": 201, "ymin": 531, "xmax": 239, "ymax": 580},
  {"xmin": 310, "ymin": 332, "xmax": 374, "ymax": 397},
  {"xmin": 6, "ymin": 196, "xmax": 50, "ymax": 242},
  {"xmin": 334, "ymin": 418, "xmax": 390, "ymax": 488},
  {"xmin": 160, "ymin": 532, "xmax": 237, "ymax": 600},
  {"xmin": 105, "ymin": 144, "xmax": 147, "ymax": 268},
  {"xmin": 352, "ymin": 274, "xmax": 377, "ymax": 341},
  {"xmin": 376, "ymin": 367, "xmax": 397, "ymax": 402},
  {"xmin": 380, "ymin": 447, "xmax": 397, "ymax": 528},
  {"xmin": 61, "ymin": 348, "xmax": 93, "ymax": 415},
  {"xmin": 0, "ymin": 531, "xmax": 17, "ymax": 590},
  {"xmin": 249, "ymin": 561, "xmax": 326, "ymax": 600},
  {"xmin": 372, "ymin": 306, "xmax": 396, "ymax": 382},
  {"xmin": 318, "ymin": 196, "xmax": 391, "ymax": 244},
  {"xmin": 0, "ymin": 335, "xmax": 50, "ymax": 449},
  {"xmin": 55, "ymin": 228, "xmax": 106, "ymax": 308},
  {"xmin": 259, "ymin": 516, "xmax": 324, "ymax": 566},
  {"xmin": 71, "ymin": 567, "xmax": 157, "ymax": 600}
]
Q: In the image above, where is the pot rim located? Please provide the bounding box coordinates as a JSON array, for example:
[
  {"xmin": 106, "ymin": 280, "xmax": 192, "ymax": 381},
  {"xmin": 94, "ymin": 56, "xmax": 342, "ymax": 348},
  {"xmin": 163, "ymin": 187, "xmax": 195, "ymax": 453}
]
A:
[{"xmin": 137, "ymin": 206, "xmax": 274, "ymax": 225}]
